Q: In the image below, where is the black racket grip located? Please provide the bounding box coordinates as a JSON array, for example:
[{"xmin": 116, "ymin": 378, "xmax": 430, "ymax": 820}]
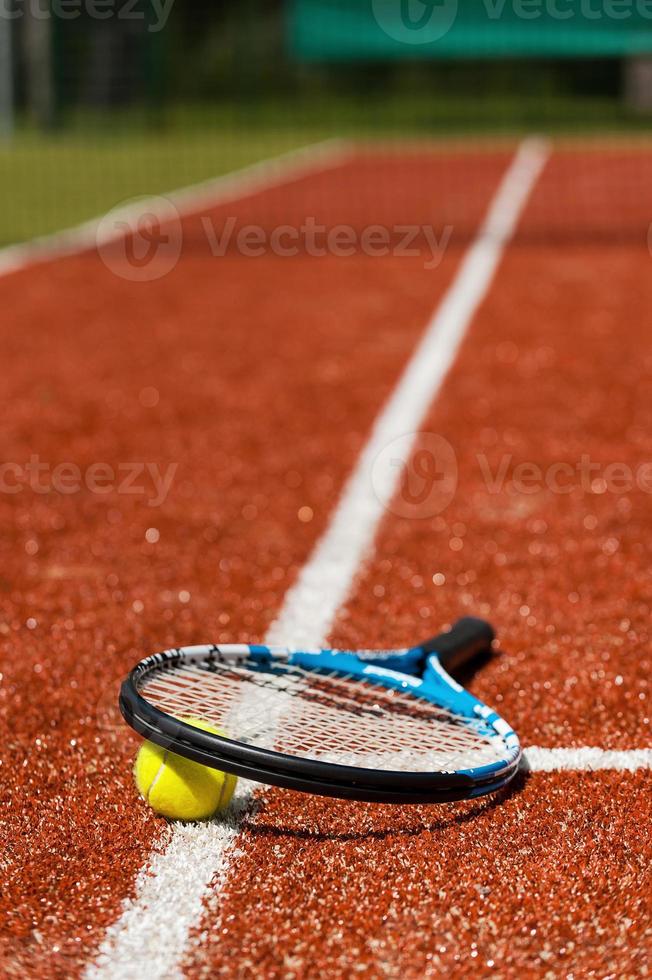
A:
[{"xmin": 420, "ymin": 617, "xmax": 496, "ymax": 672}]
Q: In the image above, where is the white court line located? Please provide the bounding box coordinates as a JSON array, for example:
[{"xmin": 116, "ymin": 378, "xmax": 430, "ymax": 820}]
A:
[
  {"xmin": 86, "ymin": 792, "xmax": 257, "ymax": 979},
  {"xmin": 0, "ymin": 138, "xmax": 351, "ymax": 279},
  {"xmin": 523, "ymin": 747, "xmax": 652, "ymax": 772},
  {"xmin": 86, "ymin": 138, "xmax": 550, "ymax": 980},
  {"xmin": 265, "ymin": 137, "xmax": 550, "ymax": 650}
]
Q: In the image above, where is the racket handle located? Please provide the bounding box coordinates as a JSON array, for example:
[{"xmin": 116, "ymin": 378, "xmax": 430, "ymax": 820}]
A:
[{"xmin": 420, "ymin": 617, "xmax": 495, "ymax": 672}]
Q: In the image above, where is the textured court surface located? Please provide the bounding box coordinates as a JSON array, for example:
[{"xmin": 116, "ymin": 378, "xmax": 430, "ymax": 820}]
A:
[{"xmin": 1, "ymin": 142, "xmax": 651, "ymax": 978}]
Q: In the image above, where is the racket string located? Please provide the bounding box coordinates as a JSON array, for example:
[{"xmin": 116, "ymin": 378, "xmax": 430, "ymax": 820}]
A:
[{"xmin": 140, "ymin": 661, "xmax": 506, "ymax": 772}]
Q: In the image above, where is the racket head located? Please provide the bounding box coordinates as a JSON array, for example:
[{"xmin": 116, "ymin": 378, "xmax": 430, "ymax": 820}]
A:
[{"xmin": 120, "ymin": 625, "xmax": 521, "ymax": 804}]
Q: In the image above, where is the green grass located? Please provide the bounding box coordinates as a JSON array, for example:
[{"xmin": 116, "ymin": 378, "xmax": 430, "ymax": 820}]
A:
[
  {"xmin": 0, "ymin": 125, "xmax": 321, "ymax": 246},
  {"xmin": 1, "ymin": 94, "xmax": 650, "ymax": 247}
]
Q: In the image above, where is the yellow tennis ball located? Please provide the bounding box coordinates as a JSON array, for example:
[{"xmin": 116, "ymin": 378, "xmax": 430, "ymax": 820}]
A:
[{"xmin": 134, "ymin": 717, "xmax": 237, "ymax": 821}]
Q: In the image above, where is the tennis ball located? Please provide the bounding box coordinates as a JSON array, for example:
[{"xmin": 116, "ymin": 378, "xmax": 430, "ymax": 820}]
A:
[{"xmin": 134, "ymin": 717, "xmax": 237, "ymax": 821}]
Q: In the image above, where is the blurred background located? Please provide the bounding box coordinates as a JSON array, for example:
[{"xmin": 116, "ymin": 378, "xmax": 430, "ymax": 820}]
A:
[{"xmin": 1, "ymin": 0, "xmax": 651, "ymax": 247}]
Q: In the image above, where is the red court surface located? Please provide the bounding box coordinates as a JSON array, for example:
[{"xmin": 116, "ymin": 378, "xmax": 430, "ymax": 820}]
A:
[
  {"xmin": 186, "ymin": 773, "xmax": 651, "ymax": 978},
  {"xmin": 1, "ymin": 143, "xmax": 651, "ymax": 978}
]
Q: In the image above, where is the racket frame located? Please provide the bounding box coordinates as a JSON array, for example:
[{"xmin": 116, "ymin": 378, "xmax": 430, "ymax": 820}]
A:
[{"xmin": 120, "ymin": 640, "xmax": 521, "ymax": 804}]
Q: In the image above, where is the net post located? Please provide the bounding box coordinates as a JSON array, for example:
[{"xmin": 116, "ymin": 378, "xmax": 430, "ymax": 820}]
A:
[
  {"xmin": 23, "ymin": 0, "xmax": 56, "ymax": 131},
  {"xmin": 0, "ymin": 9, "xmax": 14, "ymax": 140},
  {"xmin": 624, "ymin": 56, "xmax": 652, "ymax": 113}
]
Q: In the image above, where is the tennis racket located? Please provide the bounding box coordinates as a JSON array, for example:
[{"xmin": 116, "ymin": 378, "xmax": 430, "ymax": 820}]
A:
[{"xmin": 119, "ymin": 616, "xmax": 520, "ymax": 804}]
